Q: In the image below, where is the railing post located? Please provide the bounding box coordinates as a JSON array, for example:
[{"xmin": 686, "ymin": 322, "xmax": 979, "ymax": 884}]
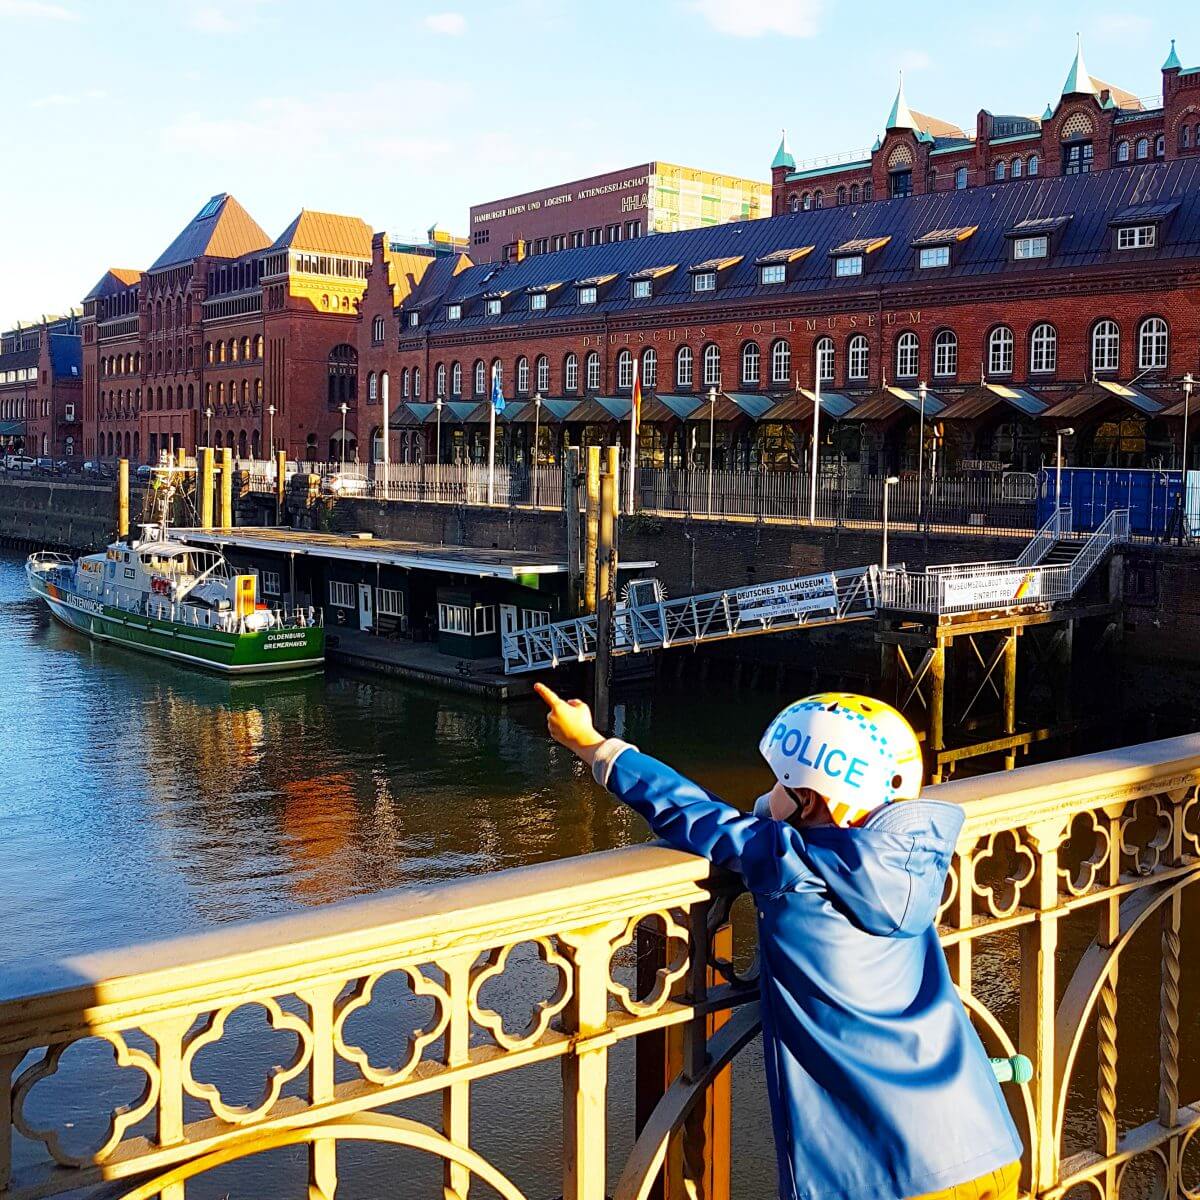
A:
[
  {"xmin": 0, "ymin": 1052, "xmax": 17, "ymax": 1191},
  {"xmin": 298, "ymin": 981, "xmax": 341, "ymax": 1199},
  {"xmin": 441, "ymin": 952, "xmax": 475, "ymax": 1200},
  {"xmin": 146, "ymin": 1013, "xmax": 193, "ymax": 1200}
]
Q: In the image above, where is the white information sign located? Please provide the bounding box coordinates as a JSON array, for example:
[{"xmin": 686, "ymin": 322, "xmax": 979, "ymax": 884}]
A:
[
  {"xmin": 737, "ymin": 574, "xmax": 839, "ymax": 622},
  {"xmin": 940, "ymin": 569, "xmax": 1042, "ymax": 609}
]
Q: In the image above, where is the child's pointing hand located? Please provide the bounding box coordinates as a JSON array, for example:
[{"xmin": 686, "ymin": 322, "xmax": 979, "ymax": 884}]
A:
[{"xmin": 534, "ymin": 682, "xmax": 606, "ymax": 765}]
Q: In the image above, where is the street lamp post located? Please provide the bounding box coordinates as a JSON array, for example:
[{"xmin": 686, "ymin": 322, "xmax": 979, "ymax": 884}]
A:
[
  {"xmin": 706, "ymin": 384, "xmax": 717, "ymax": 517},
  {"xmin": 881, "ymin": 475, "xmax": 900, "ymax": 578},
  {"xmin": 1055, "ymin": 426, "xmax": 1075, "ymax": 511},
  {"xmin": 205, "ymin": 406, "xmax": 213, "ymax": 448},
  {"xmin": 917, "ymin": 380, "xmax": 927, "ymax": 526},
  {"xmin": 532, "ymin": 391, "xmax": 542, "ymax": 507},
  {"xmin": 339, "ymin": 402, "xmax": 349, "ymax": 467},
  {"xmin": 267, "ymin": 403, "xmax": 275, "ymax": 461},
  {"xmin": 435, "ymin": 395, "xmax": 444, "ymax": 498}
]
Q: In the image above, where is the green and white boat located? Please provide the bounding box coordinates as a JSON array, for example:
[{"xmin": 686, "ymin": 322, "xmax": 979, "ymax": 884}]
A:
[{"xmin": 27, "ymin": 507, "xmax": 324, "ymax": 675}]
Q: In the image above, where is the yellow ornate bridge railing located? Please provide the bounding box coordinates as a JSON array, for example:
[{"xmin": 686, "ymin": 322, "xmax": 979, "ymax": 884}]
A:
[{"xmin": 1, "ymin": 733, "xmax": 1199, "ymax": 1200}]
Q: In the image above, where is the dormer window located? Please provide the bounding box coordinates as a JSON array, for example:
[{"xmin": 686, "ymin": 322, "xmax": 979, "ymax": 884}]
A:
[
  {"xmin": 530, "ymin": 292, "xmax": 547, "ymax": 311},
  {"xmin": 760, "ymin": 264, "xmax": 786, "ymax": 285},
  {"xmin": 835, "ymin": 256, "xmax": 863, "ymax": 278},
  {"xmin": 447, "ymin": 304, "xmax": 462, "ymax": 321},
  {"xmin": 1116, "ymin": 225, "xmax": 1155, "ymax": 250},
  {"xmin": 1014, "ymin": 236, "xmax": 1048, "ymax": 260},
  {"xmin": 918, "ymin": 246, "xmax": 949, "ymax": 269},
  {"xmin": 485, "ymin": 298, "xmax": 501, "ymax": 316},
  {"xmin": 829, "ymin": 237, "xmax": 887, "ymax": 280},
  {"xmin": 911, "ymin": 226, "xmax": 975, "ymax": 271},
  {"xmin": 578, "ymin": 285, "xmax": 597, "ymax": 305},
  {"xmin": 632, "ymin": 279, "xmax": 652, "ymax": 299},
  {"xmin": 693, "ymin": 272, "xmax": 716, "ymax": 292},
  {"xmin": 1005, "ymin": 215, "xmax": 1070, "ymax": 263},
  {"xmin": 408, "ymin": 311, "xmax": 419, "ymax": 327},
  {"xmin": 686, "ymin": 256, "xmax": 740, "ymax": 295}
]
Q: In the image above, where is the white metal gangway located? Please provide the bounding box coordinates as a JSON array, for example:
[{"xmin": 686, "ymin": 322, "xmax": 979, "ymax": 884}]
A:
[{"xmin": 500, "ymin": 508, "xmax": 1131, "ymax": 674}]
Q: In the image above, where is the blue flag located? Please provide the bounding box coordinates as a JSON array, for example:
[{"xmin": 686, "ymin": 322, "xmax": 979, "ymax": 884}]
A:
[{"xmin": 491, "ymin": 366, "xmax": 506, "ymax": 414}]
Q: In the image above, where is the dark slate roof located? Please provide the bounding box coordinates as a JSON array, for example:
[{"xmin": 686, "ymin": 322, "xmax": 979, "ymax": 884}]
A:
[
  {"xmin": 1110, "ymin": 200, "xmax": 1180, "ymax": 224},
  {"xmin": 48, "ymin": 334, "xmax": 81, "ymax": 379},
  {"xmin": 401, "ymin": 161, "xmax": 1200, "ymax": 339},
  {"xmin": 0, "ymin": 348, "xmax": 38, "ymax": 371},
  {"xmin": 149, "ymin": 194, "xmax": 270, "ymax": 272},
  {"xmin": 83, "ymin": 268, "xmax": 141, "ymax": 301}
]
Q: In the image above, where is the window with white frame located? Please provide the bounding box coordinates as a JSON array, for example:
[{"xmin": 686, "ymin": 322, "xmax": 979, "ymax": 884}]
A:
[
  {"xmin": 377, "ymin": 587, "xmax": 404, "ymax": 617},
  {"xmin": 447, "ymin": 303, "xmax": 461, "ymax": 321},
  {"xmin": 1136, "ymin": 138, "xmax": 1149, "ymax": 160},
  {"xmin": 402, "ymin": 368, "xmax": 410, "ymax": 397},
  {"xmin": 1014, "ymin": 236, "xmax": 1048, "ymax": 260},
  {"xmin": 1116, "ymin": 141, "xmax": 1130, "ymax": 163},
  {"xmin": 1117, "ymin": 225, "xmax": 1156, "ymax": 250},
  {"xmin": 955, "ymin": 167, "xmax": 968, "ymax": 189},
  {"xmin": 451, "ymin": 362, "xmax": 462, "ymax": 395},
  {"xmin": 329, "ymin": 581, "xmax": 354, "ymax": 608},
  {"xmin": 517, "ymin": 356, "xmax": 529, "ymax": 393},
  {"xmin": 474, "ymin": 605, "xmax": 496, "ymax": 635},
  {"xmin": 485, "ymin": 298, "xmax": 501, "ymax": 316},
  {"xmin": 1030, "ymin": 324, "xmax": 1057, "ymax": 373},
  {"xmin": 1092, "ymin": 320, "xmax": 1120, "ymax": 373},
  {"xmin": 1012, "ymin": 157, "xmax": 1023, "ymax": 178},
  {"xmin": 1138, "ymin": 317, "xmax": 1168, "ymax": 370},
  {"xmin": 260, "ymin": 570, "xmax": 281, "ymax": 596},
  {"xmin": 372, "ymin": 315, "xmax": 385, "ymax": 344},
  {"xmin": 760, "ymin": 263, "xmax": 786, "ymax": 285},
  {"xmin": 815, "ymin": 337, "xmax": 834, "ymax": 383},
  {"xmin": 693, "ymin": 271, "xmax": 716, "ymax": 293},
  {"xmin": 530, "ymin": 292, "xmax": 547, "ymax": 311},
  {"xmin": 521, "ymin": 609, "xmax": 550, "ymax": 630},
  {"xmin": 988, "ymin": 326, "xmax": 1014, "ymax": 375},
  {"xmin": 438, "ymin": 603, "xmax": 471, "ymax": 634},
  {"xmin": 413, "ymin": 368, "xmax": 420, "ymax": 399},
  {"xmin": 1028, "ymin": 154, "xmax": 1039, "ymax": 176},
  {"xmin": 848, "ymin": 335, "xmax": 869, "ymax": 380},
  {"xmin": 578, "ymin": 286, "xmax": 597, "ymax": 305},
  {"xmin": 835, "ymin": 255, "xmax": 863, "ymax": 278},
  {"xmin": 918, "ymin": 246, "xmax": 950, "ymax": 269},
  {"xmin": 474, "ymin": 361, "xmax": 486, "ymax": 395},
  {"xmin": 995, "ymin": 161, "xmax": 1006, "ymax": 181},
  {"xmin": 585, "ymin": 351, "xmax": 601, "ymax": 391},
  {"xmin": 933, "ymin": 330, "xmax": 957, "ymax": 377},
  {"xmin": 741, "ymin": 342, "xmax": 760, "ymax": 384},
  {"xmin": 642, "ymin": 348, "xmax": 657, "ymax": 388},
  {"xmin": 676, "ymin": 346, "xmax": 693, "ymax": 388},
  {"xmin": 632, "ymin": 279, "xmax": 652, "ymax": 299},
  {"xmin": 408, "ymin": 311, "xmax": 419, "ymax": 327},
  {"xmin": 702, "ymin": 344, "xmax": 721, "ymax": 387},
  {"xmin": 565, "ymin": 353, "xmax": 579, "ymax": 391},
  {"xmin": 368, "ymin": 371, "xmax": 378, "ymax": 401},
  {"xmin": 536, "ymin": 356, "xmax": 550, "ymax": 392},
  {"xmin": 771, "ymin": 339, "xmax": 792, "ymax": 384},
  {"xmin": 435, "ymin": 364, "xmax": 446, "ymax": 397},
  {"xmin": 895, "ymin": 332, "xmax": 919, "ymax": 378},
  {"xmin": 617, "ymin": 349, "xmax": 634, "ymax": 389}
]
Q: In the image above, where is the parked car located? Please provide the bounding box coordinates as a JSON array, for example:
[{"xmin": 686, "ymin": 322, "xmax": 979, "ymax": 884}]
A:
[
  {"xmin": 2, "ymin": 454, "xmax": 36, "ymax": 471},
  {"xmin": 321, "ymin": 472, "xmax": 369, "ymax": 497},
  {"xmin": 82, "ymin": 460, "xmax": 116, "ymax": 479}
]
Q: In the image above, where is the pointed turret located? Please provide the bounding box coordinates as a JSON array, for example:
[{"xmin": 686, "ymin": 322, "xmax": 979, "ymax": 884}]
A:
[
  {"xmin": 1163, "ymin": 39, "xmax": 1182, "ymax": 71},
  {"xmin": 1042, "ymin": 102, "xmax": 1055, "ymax": 121},
  {"xmin": 885, "ymin": 71, "xmax": 918, "ymax": 131},
  {"xmin": 1062, "ymin": 33, "xmax": 1098, "ymax": 97},
  {"xmin": 771, "ymin": 129, "xmax": 795, "ymax": 171}
]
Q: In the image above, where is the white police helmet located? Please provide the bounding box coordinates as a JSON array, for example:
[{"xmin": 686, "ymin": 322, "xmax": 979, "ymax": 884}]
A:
[{"xmin": 758, "ymin": 692, "xmax": 923, "ymax": 827}]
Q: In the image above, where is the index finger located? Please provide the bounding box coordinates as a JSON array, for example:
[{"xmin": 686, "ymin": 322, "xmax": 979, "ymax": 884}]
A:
[{"xmin": 533, "ymin": 682, "xmax": 564, "ymax": 709}]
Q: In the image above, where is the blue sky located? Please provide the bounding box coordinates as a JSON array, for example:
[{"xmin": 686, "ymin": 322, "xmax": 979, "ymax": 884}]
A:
[{"xmin": 0, "ymin": 0, "xmax": 1195, "ymax": 327}]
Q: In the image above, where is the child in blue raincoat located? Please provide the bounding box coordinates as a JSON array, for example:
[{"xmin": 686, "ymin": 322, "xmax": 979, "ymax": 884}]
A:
[{"xmin": 536, "ymin": 684, "xmax": 1023, "ymax": 1200}]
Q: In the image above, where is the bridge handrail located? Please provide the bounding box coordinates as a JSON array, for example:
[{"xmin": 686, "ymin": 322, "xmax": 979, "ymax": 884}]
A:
[{"xmin": 2, "ymin": 735, "xmax": 1199, "ymax": 1199}]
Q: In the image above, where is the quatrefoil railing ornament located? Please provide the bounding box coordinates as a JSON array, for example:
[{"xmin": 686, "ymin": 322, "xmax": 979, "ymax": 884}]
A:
[
  {"xmin": 607, "ymin": 909, "xmax": 691, "ymax": 1018},
  {"xmin": 969, "ymin": 829, "xmax": 1036, "ymax": 919},
  {"xmin": 468, "ymin": 938, "xmax": 572, "ymax": 1052},
  {"xmin": 12, "ymin": 1032, "xmax": 160, "ymax": 1167},
  {"xmin": 334, "ymin": 965, "xmax": 451, "ymax": 1084},
  {"xmin": 1057, "ymin": 807, "xmax": 1114, "ymax": 897},
  {"xmin": 1119, "ymin": 793, "xmax": 1173, "ymax": 878},
  {"xmin": 181, "ymin": 997, "xmax": 313, "ymax": 1126}
]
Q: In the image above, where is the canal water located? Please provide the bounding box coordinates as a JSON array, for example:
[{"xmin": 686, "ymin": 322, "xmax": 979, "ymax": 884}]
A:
[{"xmin": 0, "ymin": 548, "xmax": 1192, "ymax": 1199}]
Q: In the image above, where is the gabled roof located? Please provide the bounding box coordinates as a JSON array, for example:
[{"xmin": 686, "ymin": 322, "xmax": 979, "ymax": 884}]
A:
[
  {"xmin": 271, "ymin": 210, "xmax": 372, "ymax": 257},
  {"xmin": 939, "ymin": 384, "xmax": 1048, "ymax": 421},
  {"xmin": 1005, "ymin": 215, "xmax": 1072, "ymax": 238},
  {"xmin": 688, "ymin": 256, "xmax": 742, "ymax": 273},
  {"xmin": 829, "ymin": 236, "xmax": 890, "ymax": 256},
  {"xmin": 83, "ymin": 268, "xmax": 141, "ymax": 301},
  {"xmin": 844, "ymin": 387, "xmax": 945, "ymax": 422},
  {"xmin": 627, "ymin": 264, "xmax": 678, "ymax": 281},
  {"xmin": 149, "ymin": 194, "xmax": 270, "ymax": 271},
  {"xmin": 755, "ymin": 246, "xmax": 814, "ymax": 265},
  {"xmin": 911, "ymin": 226, "xmax": 977, "ymax": 248},
  {"xmin": 1110, "ymin": 201, "xmax": 1180, "ymax": 224},
  {"xmin": 1044, "ymin": 380, "xmax": 1163, "ymax": 419}
]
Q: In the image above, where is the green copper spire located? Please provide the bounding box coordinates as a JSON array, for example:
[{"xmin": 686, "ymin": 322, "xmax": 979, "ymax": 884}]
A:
[
  {"xmin": 885, "ymin": 71, "xmax": 918, "ymax": 131},
  {"xmin": 1101, "ymin": 93, "xmax": 1116, "ymax": 110},
  {"xmin": 1163, "ymin": 39, "xmax": 1182, "ymax": 71},
  {"xmin": 1042, "ymin": 102, "xmax": 1055, "ymax": 121},
  {"xmin": 1062, "ymin": 33, "xmax": 1097, "ymax": 96},
  {"xmin": 771, "ymin": 128, "xmax": 795, "ymax": 171}
]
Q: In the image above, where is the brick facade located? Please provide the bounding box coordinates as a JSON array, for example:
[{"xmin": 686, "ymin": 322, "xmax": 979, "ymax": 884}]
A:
[{"xmin": 0, "ymin": 315, "xmax": 81, "ymax": 459}]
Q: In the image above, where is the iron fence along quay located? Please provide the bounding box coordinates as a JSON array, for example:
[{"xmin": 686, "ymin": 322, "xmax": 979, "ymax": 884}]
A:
[{"xmin": 1, "ymin": 735, "xmax": 1198, "ymax": 1199}]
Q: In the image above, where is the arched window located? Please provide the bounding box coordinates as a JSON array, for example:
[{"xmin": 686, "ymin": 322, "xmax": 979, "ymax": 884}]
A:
[
  {"xmin": 585, "ymin": 351, "xmax": 601, "ymax": 391},
  {"xmin": 435, "ymin": 363, "xmax": 446, "ymax": 397},
  {"xmin": 1092, "ymin": 320, "xmax": 1120, "ymax": 373},
  {"xmin": 372, "ymin": 315, "xmax": 385, "ymax": 343},
  {"xmin": 1030, "ymin": 324, "xmax": 1057, "ymax": 374},
  {"xmin": 229, "ymin": 338, "xmax": 238, "ymax": 363},
  {"xmin": 836, "ymin": 186, "xmax": 847, "ymax": 205},
  {"xmin": 955, "ymin": 166, "xmax": 968, "ymax": 190},
  {"xmin": 863, "ymin": 179, "xmax": 873, "ymax": 200},
  {"xmin": 401, "ymin": 367, "xmax": 409, "ymax": 398},
  {"xmin": 254, "ymin": 335, "xmax": 263, "ymax": 359},
  {"xmin": 642, "ymin": 348, "xmax": 657, "ymax": 389},
  {"xmin": 451, "ymin": 362, "xmax": 462, "ymax": 396},
  {"xmin": 517, "ymin": 355, "xmax": 530, "ymax": 393},
  {"xmin": 988, "ymin": 326, "xmax": 1014, "ymax": 375},
  {"xmin": 1181, "ymin": 125, "xmax": 1192, "ymax": 151},
  {"xmin": 895, "ymin": 332, "xmax": 919, "ymax": 379},
  {"xmin": 368, "ymin": 371, "xmax": 378, "ymax": 402},
  {"xmin": 241, "ymin": 337, "xmax": 251, "ymax": 360},
  {"xmin": 801, "ymin": 192, "xmax": 812, "ymax": 211},
  {"xmin": 848, "ymin": 335, "xmax": 869, "ymax": 380},
  {"xmin": 1116, "ymin": 140, "xmax": 1130, "ymax": 163},
  {"xmin": 1155, "ymin": 135, "xmax": 1165, "ymax": 158},
  {"xmin": 702, "ymin": 344, "xmax": 721, "ymax": 387},
  {"xmin": 1136, "ymin": 137, "xmax": 1149, "ymax": 160},
  {"xmin": 741, "ymin": 342, "xmax": 760, "ymax": 385},
  {"xmin": 616, "ymin": 349, "xmax": 634, "ymax": 389},
  {"xmin": 933, "ymin": 330, "xmax": 957, "ymax": 377},
  {"xmin": 676, "ymin": 345, "xmax": 694, "ymax": 389},
  {"xmin": 1028, "ymin": 154, "xmax": 1039, "ymax": 176},
  {"xmin": 788, "ymin": 194, "xmax": 800, "ymax": 213},
  {"xmin": 241, "ymin": 379, "xmax": 249, "ymax": 407},
  {"xmin": 254, "ymin": 379, "xmax": 262, "ymax": 406},
  {"xmin": 490, "ymin": 359, "xmax": 502, "ymax": 393},
  {"xmin": 815, "ymin": 337, "xmax": 834, "ymax": 383},
  {"xmin": 1012, "ymin": 157, "xmax": 1023, "ymax": 178},
  {"xmin": 564, "ymin": 353, "xmax": 579, "ymax": 392},
  {"xmin": 1138, "ymin": 317, "xmax": 1168, "ymax": 370},
  {"xmin": 995, "ymin": 160, "xmax": 1006, "ymax": 181},
  {"xmin": 536, "ymin": 355, "xmax": 550, "ymax": 392},
  {"xmin": 474, "ymin": 360, "xmax": 486, "ymax": 395},
  {"xmin": 771, "ymin": 339, "xmax": 792, "ymax": 385},
  {"xmin": 850, "ymin": 183, "xmax": 860, "ymax": 203},
  {"xmin": 327, "ymin": 344, "xmax": 358, "ymax": 405},
  {"xmin": 813, "ymin": 190, "xmax": 823, "ymax": 209},
  {"xmin": 413, "ymin": 367, "xmax": 421, "ymax": 399}
]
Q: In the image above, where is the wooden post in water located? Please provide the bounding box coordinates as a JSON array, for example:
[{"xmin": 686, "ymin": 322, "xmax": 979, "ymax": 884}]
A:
[
  {"xmin": 218, "ymin": 447, "xmax": 233, "ymax": 528},
  {"xmin": 175, "ymin": 446, "xmax": 186, "ymax": 470},
  {"xmin": 117, "ymin": 459, "xmax": 130, "ymax": 540},
  {"xmin": 564, "ymin": 446, "xmax": 582, "ymax": 615},
  {"xmin": 1003, "ymin": 630, "xmax": 1019, "ymax": 770},
  {"xmin": 584, "ymin": 446, "xmax": 601, "ymax": 614},
  {"xmin": 928, "ymin": 641, "xmax": 945, "ymax": 783},
  {"xmin": 199, "ymin": 447, "xmax": 214, "ymax": 530},
  {"xmin": 594, "ymin": 447, "xmax": 619, "ymax": 730},
  {"xmin": 275, "ymin": 449, "xmax": 287, "ymax": 525}
]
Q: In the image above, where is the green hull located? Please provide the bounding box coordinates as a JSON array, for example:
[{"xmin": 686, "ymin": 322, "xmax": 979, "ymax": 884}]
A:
[{"xmin": 36, "ymin": 581, "xmax": 324, "ymax": 675}]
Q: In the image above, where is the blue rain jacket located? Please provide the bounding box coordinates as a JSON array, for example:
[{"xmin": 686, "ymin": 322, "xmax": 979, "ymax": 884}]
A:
[{"xmin": 595, "ymin": 742, "xmax": 1022, "ymax": 1200}]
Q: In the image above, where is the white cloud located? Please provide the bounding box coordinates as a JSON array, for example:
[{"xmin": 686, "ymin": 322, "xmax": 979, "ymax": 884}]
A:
[
  {"xmin": 30, "ymin": 88, "xmax": 105, "ymax": 108},
  {"xmin": 423, "ymin": 11, "xmax": 466, "ymax": 35},
  {"xmin": 1096, "ymin": 13, "xmax": 1151, "ymax": 38},
  {"xmin": 688, "ymin": 0, "xmax": 821, "ymax": 38},
  {"xmin": 0, "ymin": 0, "xmax": 78, "ymax": 19},
  {"xmin": 187, "ymin": 5, "xmax": 241, "ymax": 33}
]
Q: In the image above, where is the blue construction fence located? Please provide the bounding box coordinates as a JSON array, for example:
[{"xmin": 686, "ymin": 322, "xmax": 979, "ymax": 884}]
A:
[{"xmin": 1035, "ymin": 468, "xmax": 1197, "ymax": 537}]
